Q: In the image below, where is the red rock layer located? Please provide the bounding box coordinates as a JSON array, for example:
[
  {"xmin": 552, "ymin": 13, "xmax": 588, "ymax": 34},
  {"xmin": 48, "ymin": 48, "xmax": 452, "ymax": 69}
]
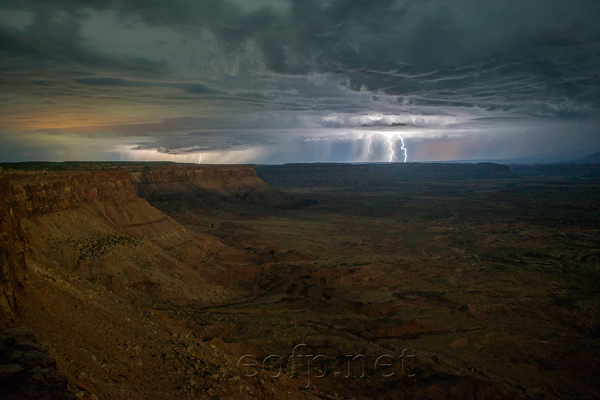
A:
[
  {"xmin": 0, "ymin": 175, "xmax": 28, "ymax": 328},
  {"xmin": 128, "ymin": 164, "xmax": 267, "ymax": 199},
  {"xmin": 0, "ymin": 168, "xmax": 233, "ymax": 326},
  {"xmin": 7, "ymin": 170, "xmax": 137, "ymax": 217}
]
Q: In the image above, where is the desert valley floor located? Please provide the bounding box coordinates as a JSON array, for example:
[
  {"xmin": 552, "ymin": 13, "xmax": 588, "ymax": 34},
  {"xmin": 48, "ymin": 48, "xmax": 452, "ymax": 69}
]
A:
[{"xmin": 1, "ymin": 162, "xmax": 599, "ymax": 399}]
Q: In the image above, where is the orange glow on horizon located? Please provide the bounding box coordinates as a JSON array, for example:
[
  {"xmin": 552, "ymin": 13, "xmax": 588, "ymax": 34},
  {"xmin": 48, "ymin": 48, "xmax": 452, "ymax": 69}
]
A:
[{"xmin": 0, "ymin": 108, "xmax": 162, "ymax": 131}]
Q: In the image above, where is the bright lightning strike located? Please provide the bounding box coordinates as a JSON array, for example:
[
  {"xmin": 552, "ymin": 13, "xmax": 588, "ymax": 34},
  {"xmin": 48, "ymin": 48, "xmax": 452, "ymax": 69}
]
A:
[
  {"xmin": 364, "ymin": 133, "xmax": 407, "ymax": 163},
  {"xmin": 399, "ymin": 135, "xmax": 407, "ymax": 163},
  {"xmin": 386, "ymin": 135, "xmax": 397, "ymax": 162}
]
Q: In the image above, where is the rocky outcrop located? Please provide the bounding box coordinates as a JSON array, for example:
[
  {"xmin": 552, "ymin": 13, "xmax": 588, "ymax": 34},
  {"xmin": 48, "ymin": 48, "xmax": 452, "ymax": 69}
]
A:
[
  {"xmin": 0, "ymin": 327, "xmax": 76, "ymax": 400},
  {"xmin": 7, "ymin": 170, "xmax": 137, "ymax": 217},
  {"xmin": 0, "ymin": 170, "xmax": 139, "ymax": 326},
  {"xmin": 0, "ymin": 176, "xmax": 28, "ymax": 328},
  {"xmin": 128, "ymin": 164, "xmax": 267, "ymax": 200},
  {"xmin": 128, "ymin": 164, "xmax": 291, "ymax": 210},
  {"xmin": 0, "ymin": 165, "xmax": 248, "ymax": 399},
  {"xmin": 0, "ymin": 167, "xmax": 237, "ymax": 314},
  {"xmin": 0, "ymin": 169, "xmax": 143, "ymax": 325}
]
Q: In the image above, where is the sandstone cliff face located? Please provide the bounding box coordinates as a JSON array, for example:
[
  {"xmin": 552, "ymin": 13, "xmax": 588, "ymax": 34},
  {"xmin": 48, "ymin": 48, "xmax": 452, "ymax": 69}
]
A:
[
  {"xmin": 0, "ymin": 176, "xmax": 28, "ymax": 328},
  {"xmin": 129, "ymin": 164, "xmax": 267, "ymax": 200},
  {"xmin": 8, "ymin": 170, "xmax": 137, "ymax": 217},
  {"xmin": 0, "ymin": 170, "xmax": 141, "ymax": 326},
  {"xmin": 0, "ymin": 168, "xmax": 237, "ymax": 323},
  {"xmin": 128, "ymin": 164, "xmax": 291, "ymax": 214},
  {"xmin": 0, "ymin": 165, "xmax": 248, "ymax": 399}
]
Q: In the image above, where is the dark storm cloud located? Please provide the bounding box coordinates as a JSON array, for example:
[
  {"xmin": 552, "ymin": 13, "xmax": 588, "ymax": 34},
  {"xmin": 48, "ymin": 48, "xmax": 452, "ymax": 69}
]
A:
[
  {"xmin": 3, "ymin": 0, "xmax": 599, "ymax": 113},
  {"xmin": 0, "ymin": 8, "xmax": 163, "ymax": 75},
  {"xmin": 74, "ymin": 77, "xmax": 219, "ymax": 95},
  {"xmin": 1, "ymin": 0, "xmax": 599, "ymax": 162}
]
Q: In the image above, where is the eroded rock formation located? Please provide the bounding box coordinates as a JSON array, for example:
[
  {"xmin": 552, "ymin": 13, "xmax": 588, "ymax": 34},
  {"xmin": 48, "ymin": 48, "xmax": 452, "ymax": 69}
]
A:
[
  {"xmin": 129, "ymin": 164, "xmax": 267, "ymax": 199},
  {"xmin": 0, "ymin": 175, "xmax": 28, "ymax": 328},
  {"xmin": 0, "ymin": 167, "xmax": 239, "ymax": 325},
  {"xmin": 128, "ymin": 164, "xmax": 291, "ymax": 213},
  {"xmin": 8, "ymin": 170, "xmax": 137, "ymax": 217}
]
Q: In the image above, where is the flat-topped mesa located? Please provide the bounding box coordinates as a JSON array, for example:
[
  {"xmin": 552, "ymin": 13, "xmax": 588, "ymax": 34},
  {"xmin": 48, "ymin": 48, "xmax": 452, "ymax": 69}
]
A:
[
  {"xmin": 128, "ymin": 164, "xmax": 268, "ymax": 200},
  {"xmin": 7, "ymin": 170, "xmax": 137, "ymax": 217}
]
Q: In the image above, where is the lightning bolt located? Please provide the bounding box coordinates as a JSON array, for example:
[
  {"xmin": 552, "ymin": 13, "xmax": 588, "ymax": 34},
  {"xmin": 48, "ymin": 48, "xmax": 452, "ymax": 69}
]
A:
[
  {"xmin": 364, "ymin": 133, "xmax": 407, "ymax": 163},
  {"xmin": 399, "ymin": 135, "xmax": 407, "ymax": 163},
  {"xmin": 386, "ymin": 135, "xmax": 397, "ymax": 162}
]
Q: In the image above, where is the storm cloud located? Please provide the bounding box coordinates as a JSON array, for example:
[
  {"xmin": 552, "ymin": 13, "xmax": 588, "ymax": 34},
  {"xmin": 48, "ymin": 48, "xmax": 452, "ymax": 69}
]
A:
[{"xmin": 1, "ymin": 0, "xmax": 599, "ymax": 162}]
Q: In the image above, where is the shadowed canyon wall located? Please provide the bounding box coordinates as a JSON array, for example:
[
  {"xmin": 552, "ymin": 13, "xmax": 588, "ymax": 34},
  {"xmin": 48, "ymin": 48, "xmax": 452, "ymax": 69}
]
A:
[
  {"xmin": 0, "ymin": 174, "xmax": 28, "ymax": 328},
  {"xmin": 0, "ymin": 166, "xmax": 267, "ymax": 325},
  {"xmin": 129, "ymin": 164, "xmax": 267, "ymax": 200},
  {"xmin": 0, "ymin": 170, "xmax": 140, "ymax": 326}
]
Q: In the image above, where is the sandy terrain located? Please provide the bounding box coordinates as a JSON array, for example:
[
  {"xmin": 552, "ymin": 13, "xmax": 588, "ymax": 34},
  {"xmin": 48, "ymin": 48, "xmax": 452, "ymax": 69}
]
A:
[{"xmin": 1, "ymin": 162, "xmax": 599, "ymax": 399}]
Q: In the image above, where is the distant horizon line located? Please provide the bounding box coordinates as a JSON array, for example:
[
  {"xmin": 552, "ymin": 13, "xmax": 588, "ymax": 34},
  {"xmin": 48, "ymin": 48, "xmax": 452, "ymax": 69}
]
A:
[{"xmin": 1, "ymin": 158, "xmax": 598, "ymax": 167}]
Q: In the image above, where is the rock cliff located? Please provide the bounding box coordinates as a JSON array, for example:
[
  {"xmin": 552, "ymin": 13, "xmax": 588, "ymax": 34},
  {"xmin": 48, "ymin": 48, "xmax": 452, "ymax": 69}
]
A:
[
  {"xmin": 128, "ymin": 164, "xmax": 291, "ymax": 215},
  {"xmin": 8, "ymin": 170, "xmax": 137, "ymax": 217},
  {"xmin": 0, "ymin": 167, "xmax": 241, "ymax": 326},
  {"xmin": 0, "ymin": 175, "xmax": 28, "ymax": 328},
  {"xmin": 128, "ymin": 164, "xmax": 267, "ymax": 200},
  {"xmin": 0, "ymin": 164, "xmax": 263, "ymax": 399}
]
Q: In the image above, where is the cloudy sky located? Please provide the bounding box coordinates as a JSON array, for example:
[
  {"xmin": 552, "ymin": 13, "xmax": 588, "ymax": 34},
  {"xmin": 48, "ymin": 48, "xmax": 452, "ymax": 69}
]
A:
[{"xmin": 1, "ymin": 0, "xmax": 599, "ymax": 163}]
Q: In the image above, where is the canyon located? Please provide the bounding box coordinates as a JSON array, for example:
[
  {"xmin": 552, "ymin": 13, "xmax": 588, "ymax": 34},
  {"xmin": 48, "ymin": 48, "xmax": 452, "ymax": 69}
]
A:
[{"xmin": 0, "ymin": 162, "xmax": 599, "ymax": 399}]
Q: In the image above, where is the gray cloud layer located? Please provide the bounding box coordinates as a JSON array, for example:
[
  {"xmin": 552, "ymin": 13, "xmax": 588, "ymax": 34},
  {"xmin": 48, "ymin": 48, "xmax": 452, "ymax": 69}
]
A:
[{"xmin": 1, "ymin": 0, "xmax": 599, "ymax": 162}]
